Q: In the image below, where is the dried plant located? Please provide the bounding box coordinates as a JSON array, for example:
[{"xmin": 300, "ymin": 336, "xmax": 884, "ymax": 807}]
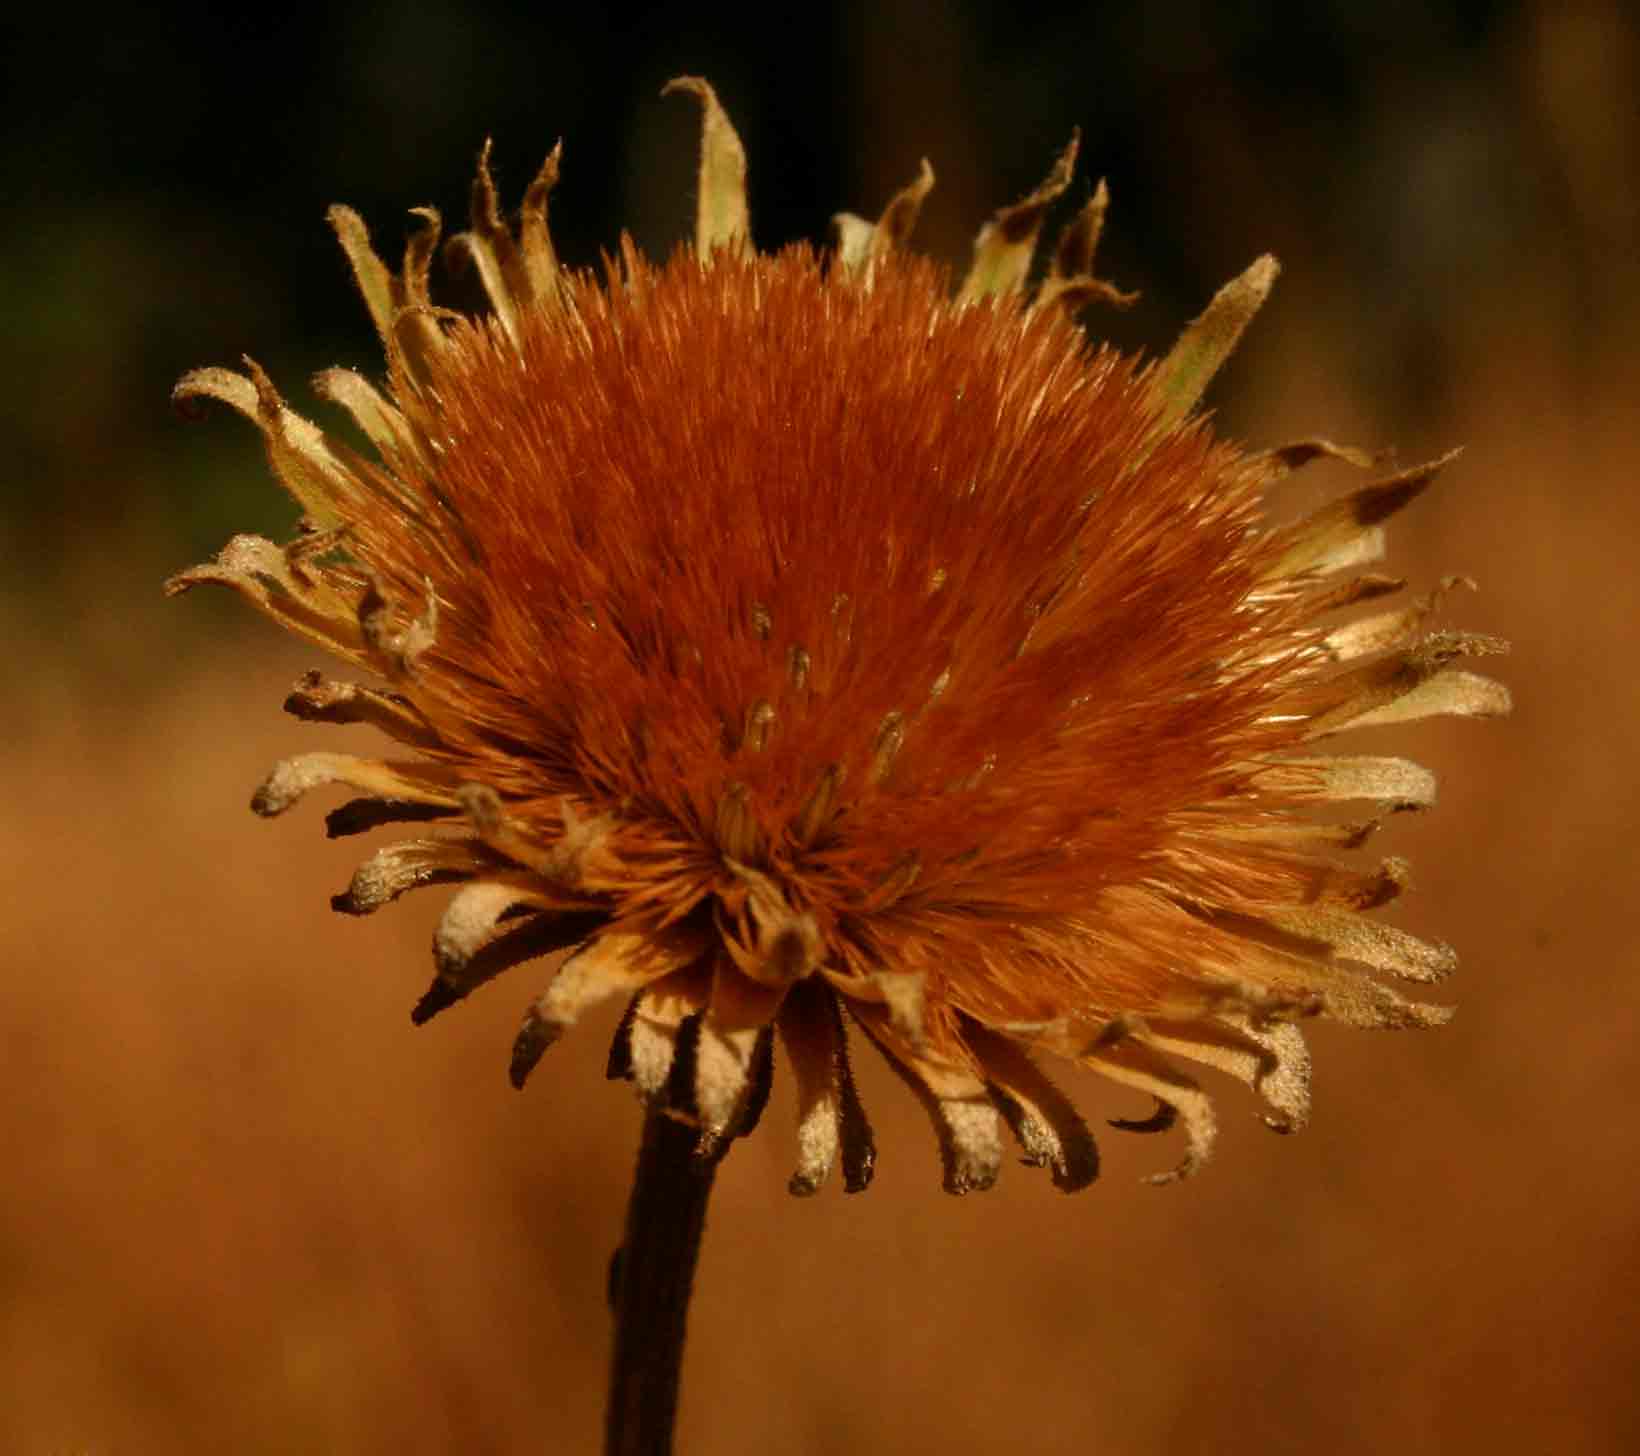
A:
[{"xmin": 169, "ymin": 79, "xmax": 1507, "ymax": 1453}]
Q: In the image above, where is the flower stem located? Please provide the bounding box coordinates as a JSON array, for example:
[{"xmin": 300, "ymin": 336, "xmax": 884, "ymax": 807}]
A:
[{"xmin": 604, "ymin": 1108, "xmax": 722, "ymax": 1456}]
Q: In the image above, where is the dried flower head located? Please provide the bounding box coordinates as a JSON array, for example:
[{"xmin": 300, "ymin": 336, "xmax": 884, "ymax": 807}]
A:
[{"xmin": 170, "ymin": 81, "xmax": 1507, "ymax": 1196}]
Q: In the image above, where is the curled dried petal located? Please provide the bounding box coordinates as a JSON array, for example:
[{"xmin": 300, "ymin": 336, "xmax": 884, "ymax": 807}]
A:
[
  {"xmin": 663, "ymin": 77, "xmax": 750, "ymax": 257},
  {"xmin": 853, "ymin": 1007, "xmax": 1002, "ymax": 1195},
  {"xmin": 966, "ymin": 1022, "xmax": 1099, "ymax": 1192}
]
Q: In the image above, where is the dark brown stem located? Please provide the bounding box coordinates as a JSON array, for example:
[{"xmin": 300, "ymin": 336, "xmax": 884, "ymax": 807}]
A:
[{"xmin": 604, "ymin": 1108, "xmax": 721, "ymax": 1456}]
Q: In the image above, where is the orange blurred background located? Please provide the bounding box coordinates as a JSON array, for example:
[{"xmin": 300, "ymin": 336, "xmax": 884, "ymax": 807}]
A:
[{"xmin": 4, "ymin": 2, "xmax": 1636, "ymax": 1451}]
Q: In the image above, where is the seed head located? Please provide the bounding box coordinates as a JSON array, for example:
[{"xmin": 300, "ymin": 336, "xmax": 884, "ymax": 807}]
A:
[{"xmin": 169, "ymin": 81, "xmax": 1508, "ymax": 1195}]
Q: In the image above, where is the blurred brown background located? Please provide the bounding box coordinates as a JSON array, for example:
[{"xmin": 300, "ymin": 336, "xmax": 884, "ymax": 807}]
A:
[{"xmin": 2, "ymin": 1, "xmax": 1634, "ymax": 1451}]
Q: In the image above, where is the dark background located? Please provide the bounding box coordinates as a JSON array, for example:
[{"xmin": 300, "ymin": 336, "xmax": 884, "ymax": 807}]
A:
[{"xmin": 3, "ymin": 2, "xmax": 1634, "ymax": 1452}]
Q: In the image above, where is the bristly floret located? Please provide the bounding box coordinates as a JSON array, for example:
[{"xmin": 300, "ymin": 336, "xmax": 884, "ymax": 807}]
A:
[{"xmin": 169, "ymin": 78, "xmax": 1508, "ymax": 1196}]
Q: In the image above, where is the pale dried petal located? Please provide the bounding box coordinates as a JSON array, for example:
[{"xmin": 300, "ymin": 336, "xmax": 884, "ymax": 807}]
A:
[
  {"xmin": 777, "ymin": 981, "xmax": 876, "ymax": 1195},
  {"xmin": 663, "ymin": 77, "xmax": 750, "ymax": 257},
  {"xmin": 778, "ymin": 993, "xmax": 843, "ymax": 1195},
  {"xmin": 697, "ymin": 963, "xmax": 789, "ymax": 1142},
  {"xmin": 1345, "ymin": 670, "xmax": 1512, "ymax": 731},
  {"xmin": 834, "ymin": 160, "xmax": 935, "ymax": 278},
  {"xmin": 517, "ymin": 142, "xmax": 565, "ymax": 304},
  {"xmin": 622, "ymin": 964, "xmax": 716, "ymax": 1104},
  {"xmin": 414, "ymin": 874, "xmax": 604, "ymax": 1023},
  {"xmin": 959, "ymin": 132, "xmax": 1079, "ymax": 303},
  {"xmin": 1315, "ymin": 977, "xmax": 1454, "ymax": 1030},
  {"xmin": 432, "ymin": 879, "xmax": 553, "ymax": 980},
  {"xmin": 1322, "ymin": 576, "xmax": 1474, "ymax": 662},
  {"xmin": 1084, "ymin": 1036, "xmax": 1217, "ymax": 1184},
  {"xmin": 325, "ymin": 204, "xmax": 400, "ymax": 352},
  {"xmin": 853, "ymin": 1008, "xmax": 1003, "ymax": 1195},
  {"xmin": 250, "ymin": 751, "xmax": 463, "ymax": 819},
  {"xmin": 1265, "ymin": 451, "xmax": 1460, "ymax": 580},
  {"xmin": 830, "ymin": 213, "xmax": 877, "ymax": 275},
  {"xmin": 1178, "ymin": 904, "xmax": 1455, "ymax": 1029},
  {"xmin": 510, "ymin": 929, "xmax": 708, "ymax": 1090},
  {"xmin": 313, "ymin": 367, "xmax": 430, "ymax": 472},
  {"xmin": 1034, "ymin": 177, "xmax": 1139, "ymax": 319},
  {"xmin": 1301, "ymin": 632, "xmax": 1509, "ymax": 738},
  {"xmin": 1268, "ymin": 908, "xmax": 1458, "ymax": 984},
  {"xmin": 331, "ymin": 837, "xmax": 482, "ymax": 915},
  {"xmin": 283, "ymin": 669, "xmax": 440, "ymax": 750},
  {"xmin": 175, "ymin": 362, "xmax": 352, "ymax": 527},
  {"xmin": 1152, "ymin": 255, "xmax": 1279, "ymax": 430},
  {"xmin": 1260, "ymin": 754, "xmax": 1438, "ymax": 809},
  {"xmin": 469, "ymin": 139, "xmax": 525, "ymax": 339},
  {"xmin": 1223, "ymin": 1015, "xmax": 1312, "ymax": 1132},
  {"xmin": 1249, "ymin": 437, "xmax": 1382, "ymax": 484},
  {"xmin": 164, "ymin": 533, "xmax": 372, "ymax": 666},
  {"xmin": 1140, "ymin": 1016, "xmax": 1312, "ymax": 1133},
  {"xmin": 966, "ymin": 1022, "xmax": 1099, "ymax": 1192},
  {"xmin": 347, "ymin": 206, "xmax": 454, "ymax": 383},
  {"xmin": 1048, "ymin": 177, "xmax": 1108, "ymax": 281},
  {"xmin": 398, "ymin": 207, "xmax": 441, "ymax": 310}
]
